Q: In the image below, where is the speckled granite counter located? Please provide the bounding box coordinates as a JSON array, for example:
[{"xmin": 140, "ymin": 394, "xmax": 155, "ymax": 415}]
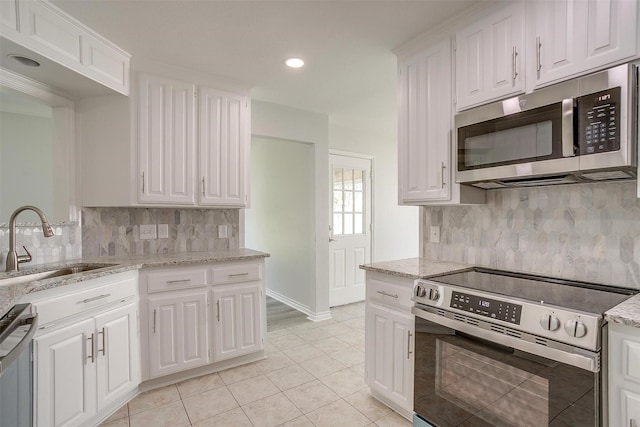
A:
[
  {"xmin": 359, "ymin": 257, "xmax": 472, "ymax": 279},
  {"xmin": 605, "ymin": 293, "xmax": 640, "ymax": 328},
  {"xmin": 0, "ymin": 248, "xmax": 270, "ymax": 317}
]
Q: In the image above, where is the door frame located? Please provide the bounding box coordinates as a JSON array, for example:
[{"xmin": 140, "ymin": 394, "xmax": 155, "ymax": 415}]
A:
[{"xmin": 328, "ymin": 149, "xmax": 375, "ymax": 304}]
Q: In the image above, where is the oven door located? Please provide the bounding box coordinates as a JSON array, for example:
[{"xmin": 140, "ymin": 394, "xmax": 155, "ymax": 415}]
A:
[{"xmin": 413, "ymin": 313, "xmax": 601, "ymax": 427}]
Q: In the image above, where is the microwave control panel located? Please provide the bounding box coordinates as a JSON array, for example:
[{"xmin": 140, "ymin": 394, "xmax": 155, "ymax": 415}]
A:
[{"xmin": 578, "ymin": 86, "xmax": 621, "ymax": 155}]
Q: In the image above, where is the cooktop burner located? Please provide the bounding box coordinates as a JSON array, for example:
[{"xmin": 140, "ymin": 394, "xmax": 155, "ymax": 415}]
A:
[{"xmin": 429, "ymin": 267, "xmax": 635, "ymax": 315}]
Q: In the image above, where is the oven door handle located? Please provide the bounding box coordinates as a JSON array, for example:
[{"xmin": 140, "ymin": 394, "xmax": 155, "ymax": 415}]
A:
[
  {"xmin": 0, "ymin": 314, "xmax": 38, "ymax": 376},
  {"xmin": 412, "ymin": 306, "xmax": 599, "ymax": 373}
]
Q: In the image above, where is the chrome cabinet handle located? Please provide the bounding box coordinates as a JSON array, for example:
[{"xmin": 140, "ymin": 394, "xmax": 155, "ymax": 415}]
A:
[
  {"xmin": 98, "ymin": 327, "xmax": 106, "ymax": 355},
  {"xmin": 536, "ymin": 36, "xmax": 542, "ymax": 71},
  {"xmin": 217, "ymin": 300, "xmax": 220, "ymax": 321},
  {"xmin": 512, "ymin": 46, "xmax": 518, "ymax": 80},
  {"xmin": 87, "ymin": 333, "xmax": 95, "ymax": 363},
  {"xmin": 631, "ymin": 419, "xmax": 637, "ymax": 427},
  {"xmin": 376, "ymin": 290, "xmax": 398, "ymax": 299},
  {"xmin": 228, "ymin": 273, "xmax": 249, "ymax": 277},
  {"xmin": 79, "ymin": 294, "xmax": 111, "ymax": 304},
  {"xmin": 407, "ymin": 331, "xmax": 413, "ymax": 359},
  {"xmin": 142, "ymin": 172, "xmax": 145, "ymax": 193},
  {"xmin": 166, "ymin": 279, "xmax": 191, "ymax": 284},
  {"xmin": 153, "ymin": 309, "xmax": 157, "ymax": 334},
  {"xmin": 202, "ymin": 177, "xmax": 205, "ymax": 196},
  {"xmin": 441, "ymin": 162, "xmax": 446, "ymax": 188}
]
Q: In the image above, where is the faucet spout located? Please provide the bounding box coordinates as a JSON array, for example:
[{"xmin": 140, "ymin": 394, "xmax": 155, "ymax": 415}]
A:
[{"xmin": 6, "ymin": 205, "xmax": 55, "ymax": 272}]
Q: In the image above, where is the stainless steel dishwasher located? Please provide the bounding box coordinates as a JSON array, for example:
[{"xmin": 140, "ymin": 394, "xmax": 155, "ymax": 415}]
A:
[{"xmin": 0, "ymin": 303, "xmax": 38, "ymax": 427}]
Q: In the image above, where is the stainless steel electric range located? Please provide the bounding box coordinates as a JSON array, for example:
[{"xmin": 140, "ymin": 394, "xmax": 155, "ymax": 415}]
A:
[{"xmin": 411, "ymin": 267, "xmax": 638, "ymax": 427}]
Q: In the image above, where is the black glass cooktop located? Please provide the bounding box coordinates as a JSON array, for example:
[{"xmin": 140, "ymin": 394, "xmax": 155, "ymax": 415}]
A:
[{"xmin": 430, "ymin": 267, "xmax": 637, "ymax": 315}]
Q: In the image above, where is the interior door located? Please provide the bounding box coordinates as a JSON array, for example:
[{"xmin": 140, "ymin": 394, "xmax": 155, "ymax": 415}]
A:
[{"xmin": 329, "ymin": 153, "xmax": 372, "ymax": 307}]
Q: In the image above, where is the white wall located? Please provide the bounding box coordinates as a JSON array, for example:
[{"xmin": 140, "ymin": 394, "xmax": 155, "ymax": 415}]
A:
[
  {"xmin": 245, "ymin": 137, "xmax": 315, "ymax": 311},
  {"xmin": 329, "ymin": 91, "xmax": 419, "ymax": 262},
  {"xmin": 0, "ymin": 111, "xmax": 55, "ymax": 221},
  {"xmin": 251, "ymin": 99, "xmax": 331, "ymax": 320}
]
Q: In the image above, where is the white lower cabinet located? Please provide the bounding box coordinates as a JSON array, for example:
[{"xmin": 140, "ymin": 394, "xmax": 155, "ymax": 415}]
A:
[
  {"xmin": 365, "ymin": 273, "xmax": 414, "ymax": 419},
  {"xmin": 609, "ymin": 321, "xmax": 640, "ymax": 427},
  {"xmin": 140, "ymin": 260, "xmax": 265, "ymax": 381},
  {"xmin": 147, "ymin": 289, "xmax": 209, "ymax": 378},
  {"xmin": 212, "ymin": 283, "xmax": 262, "ymax": 362},
  {"xmin": 26, "ymin": 271, "xmax": 140, "ymax": 427}
]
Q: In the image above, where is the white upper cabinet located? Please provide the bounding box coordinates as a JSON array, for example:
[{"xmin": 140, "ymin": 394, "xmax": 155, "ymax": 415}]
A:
[
  {"xmin": 529, "ymin": 0, "xmax": 638, "ymax": 89},
  {"xmin": 80, "ymin": 72, "xmax": 251, "ymax": 208},
  {"xmin": 455, "ymin": 1, "xmax": 525, "ymax": 110},
  {"xmin": 398, "ymin": 39, "xmax": 485, "ymax": 205},
  {"xmin": 0, "ymin": 0, "xmax": 130, "ymax": 96},
  {"xmin": 199, "ymin": 87, "xmax": 249, "ymax": 207},
  {"xmin": 138, "ymin": 73, "xmax": 196, "ymax": 205}
]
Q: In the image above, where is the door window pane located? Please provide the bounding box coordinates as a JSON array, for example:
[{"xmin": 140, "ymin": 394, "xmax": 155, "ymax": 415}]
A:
[{"xmin": 332, "ymin": 166, "xmax": 366, "ymax": 236}]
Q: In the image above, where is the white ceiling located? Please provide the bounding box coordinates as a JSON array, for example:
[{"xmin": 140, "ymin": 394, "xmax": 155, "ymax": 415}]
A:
[{"xmin": 52, "ymin": 0, "xmax": 482, "ymax": 117}]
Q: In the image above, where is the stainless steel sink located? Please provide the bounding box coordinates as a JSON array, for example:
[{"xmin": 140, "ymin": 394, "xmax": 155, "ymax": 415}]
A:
[{"xmin": 0, "ymin": 264, "xmax": 117, "ymax": 287}]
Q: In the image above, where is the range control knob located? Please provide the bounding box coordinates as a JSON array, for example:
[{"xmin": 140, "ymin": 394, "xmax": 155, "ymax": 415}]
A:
[
  {"xmin": 564, "ymin": 319, "xmax": 587, "ymax": 338},
  {"xmin": 428, "ymin": 288, "xmax": 440, "ymax": 301},
  {"xmin": 539, "ymin": 314, "xmax": 560, "ymax": 331},
  {"xmin": 414, "ymin": 285, "xmax": 427, "ymax": 298}
]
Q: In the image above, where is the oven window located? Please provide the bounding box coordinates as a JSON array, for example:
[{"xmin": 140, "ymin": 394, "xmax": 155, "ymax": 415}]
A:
[
  {"xmin": 457, "ymin": 102, "xmax": 565, "ymax": 171},
  {"xmin": 414, "ymin": 322, "xmax": 597, "ymax": 426}
]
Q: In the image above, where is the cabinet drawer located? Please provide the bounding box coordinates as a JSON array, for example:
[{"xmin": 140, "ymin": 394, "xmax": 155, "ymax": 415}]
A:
[
  {"xmin": 367, "ymin": 278, "xmax": 413, "ymax": 310},
  {"xmin": 31, "ymin": 271, "xmax": 138, "ymax": 326},
  {"xmin": 211, "ymin": 262, "xmax": 262, "ymax": 285},
  {"xmin": 143, "ymin": 266, "xmax": 208, "ymax": 293}
]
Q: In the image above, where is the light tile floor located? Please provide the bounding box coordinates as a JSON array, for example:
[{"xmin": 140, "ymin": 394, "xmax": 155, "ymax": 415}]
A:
[{"xmin": 100, "ymin": 302, "xmax": 411, "ymax": 427}]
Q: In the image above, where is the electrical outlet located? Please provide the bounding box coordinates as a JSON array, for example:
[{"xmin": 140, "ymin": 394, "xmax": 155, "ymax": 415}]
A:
[
  {"xmin": 430, "ymin": 226, "xmax": 440, "ymax": 243},
  {"xmin": 157, "ymin": 224, "xmax": 169, "ymax": 239},
  {"xmin": 140, "ymin": 224, "xmax": 157, "ymax": 240},
  {"xmin": 218, "ymin": 225, "xmax": 228, "ymax": 239}
]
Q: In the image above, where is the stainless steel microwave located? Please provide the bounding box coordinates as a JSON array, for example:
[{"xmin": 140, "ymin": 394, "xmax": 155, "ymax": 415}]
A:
[{"xmin": 455, "ymin": 64, "xmax": 638, "ymax": 189}]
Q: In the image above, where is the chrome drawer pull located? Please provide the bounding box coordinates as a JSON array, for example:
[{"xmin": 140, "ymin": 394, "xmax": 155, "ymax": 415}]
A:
[
  {"xmin": 377, "ymin": 290, "xmax": 398, "ymax": 299},
  {"xmin": 228, "ymin": 273, "xmax": 249, "ymax": 277},
  {"xmin": 98, "ymin": 327, "xmax": 106, "ymax": 355},
  {"xmin": 166, "ymin": 279, "xmax": 191, "ymax": 284},
  {"xmin": 79, "ymin": 294, "xmax": 111, "ymax": 304}
]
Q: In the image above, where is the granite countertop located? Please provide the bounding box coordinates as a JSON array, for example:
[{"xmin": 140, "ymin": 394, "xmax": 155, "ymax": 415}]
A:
[
  {"xmin": 0, "ymin": 248, "xmax": 270, "ymax": 317},
  {"xmin": 359, "ymin": 257, "xmax": 472, "ymax": 279},
  {"xmin": 605, "ymin": 293, "xmax": 640, "ymax": 328}
]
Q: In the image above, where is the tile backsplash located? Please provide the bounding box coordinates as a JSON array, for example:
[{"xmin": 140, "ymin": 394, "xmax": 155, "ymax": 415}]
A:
[
  {"xmin": 422, "ymin": 181, "xmax": 640, "ymax": 289},
  {"xmin": 82, "ymin": 207, "xmax": 239, "ymax": 257},
  {"xmin": 0, "ymin": 221, "xmax": 82, "ymax": 268}
]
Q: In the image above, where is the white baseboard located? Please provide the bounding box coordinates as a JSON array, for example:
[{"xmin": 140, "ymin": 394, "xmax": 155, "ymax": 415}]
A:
[{"xmin": 266, "ymin": 289, "xmax": 332, "ymax": 322}]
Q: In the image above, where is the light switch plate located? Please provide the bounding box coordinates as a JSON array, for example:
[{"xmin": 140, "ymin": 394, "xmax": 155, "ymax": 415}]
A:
[
  {"xmin": 429, "ymin": 226, "xmax": 440, "ymax": 243},
  {"xmin": 157, "ymin": 224, "xmax": 169, "ymax": 239},
  {"xmin": 218, "ymin": 225, "xmax": 228, "ymax": 239},
  {"xmin": 140, "ymin": 224, "xmax": 157, "ymax": 240}
]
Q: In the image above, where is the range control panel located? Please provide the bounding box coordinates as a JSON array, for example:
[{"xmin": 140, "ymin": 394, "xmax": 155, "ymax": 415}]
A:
[
  {"xmin": 578, "ymin": 86, "xmax": 621, "ymax": 155},
  {"xmin": 450, "ymin": 291, "xmax": 522, "ymax": 325}
]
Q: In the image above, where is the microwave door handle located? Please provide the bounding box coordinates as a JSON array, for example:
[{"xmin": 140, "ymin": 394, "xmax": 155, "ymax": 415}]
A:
[{"xmin": 561, "ymin": 99, "xmax": 575, "ymax": 157}]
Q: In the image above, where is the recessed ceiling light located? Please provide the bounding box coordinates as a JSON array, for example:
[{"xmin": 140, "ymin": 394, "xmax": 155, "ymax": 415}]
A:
[
  {"xmin": 8, "ymin": 54, "xmax": 40, "ymax": 67},
  {"xmin": 285, "ymin": 58, "xmax": 304, "ymax": 69}
]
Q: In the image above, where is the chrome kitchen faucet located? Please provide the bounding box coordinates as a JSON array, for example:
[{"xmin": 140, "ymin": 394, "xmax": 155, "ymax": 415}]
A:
[{"xmin": 5, "ymin": 205, "xmax": 55, "ymax": 272}]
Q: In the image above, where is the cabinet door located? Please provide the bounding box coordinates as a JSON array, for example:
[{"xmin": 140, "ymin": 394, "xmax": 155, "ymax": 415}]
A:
[
  {"xmin": 365, "ymin": 302, "xmax": 414, "ymax": 412},
  {"xmin": 34, "ymin": 318, "xmax": 97, "ymax": 427},
  {"xmin": 532, "ymin": 0, "xmax": 638, "ymax": 88},
  {"xmin": 212, "ymin": 283, "xmax": 262, "ymax": 361},
  {"xmin": 398, "ymin": 39, "xmax": 451, "ymax": 203},
  {"xmin": 138, "ymin": 73, "xmax": 196, "ymax": 205},
  {"xmin": 94, "ymin": 302, "xmax": 140, "ymax": 411},
  {"xmin": 199, "ymin": 86, "xmax": 249, "ymax": 207},
  {"xmin": 147, "ymin": 290, "xmax": 208, "ymax": 378},
  {"xmin": 623, "ymin": 389, "xmax": 640, "ymax": 427},
  {"xmin": 455, "ymin": 1, "xmax": 525, "ymax": 110},
  {"xmin": 0, "ymin": 0, "xmax": 18, "ymax": 33}
]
